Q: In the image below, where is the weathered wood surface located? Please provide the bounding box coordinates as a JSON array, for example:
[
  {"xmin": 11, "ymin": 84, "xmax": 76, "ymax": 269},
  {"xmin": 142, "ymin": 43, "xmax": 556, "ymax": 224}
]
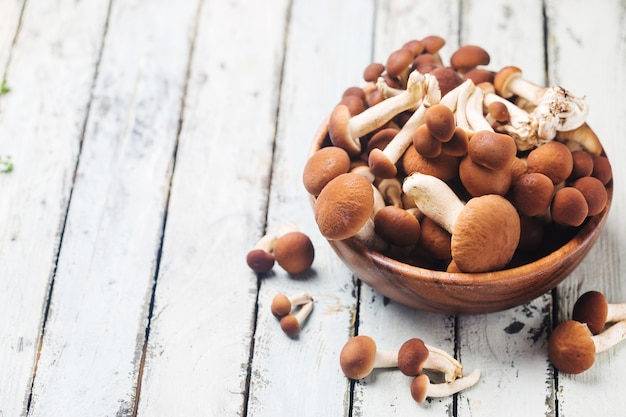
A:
[{"xmin": 0, "ymin": 0, "xmax": 624, "ymax": 416}]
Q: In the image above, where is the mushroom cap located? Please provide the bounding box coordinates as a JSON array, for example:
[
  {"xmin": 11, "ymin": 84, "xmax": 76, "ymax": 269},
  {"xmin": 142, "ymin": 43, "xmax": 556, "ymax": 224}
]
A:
[
  {"xmin": 548, "ymin": 320, "xmax": 595, "ymax": 374},
  {"xmin": 572, "ymin": 176, "xmax": 608, "ymax": 216},
  {"xmin": 512, "ymin": 172, "xmax": 554, "ymax": 216},
  {"xmin": 459, "ymin": 156, "xmax": 512, "ymax": 197},
  {"xmin": 340, "ymin": 94, "xmax": 367, "ymax": 116},
  {"xmin": 367, "ymin": 127, "xmax": 399, "ymax": 154},
  {"xmin": 374, "ymin": 206, "xmax": 421, "ymax": 247},
  {"xmin": 551, "ymin": 187, "xmax": 589, "ymax": 227},
  {"xmin": 425, "ymin": 104, "xmax": 456, "ymax": 142},
  {"xmin": 339, "ymin": 335, "xmax": 378, "ymax": 379},
  {"xmin": 572, "ymin": 291, "xmax": 608, "ymax": 335},
  {"xmin": 463, "ymin": 68, "xmax": 495, "ymax": 85},
  {"xmin": 328, "ymin": 104, "xmax": 361, "ymax": 156},
  {"xmin": 246, "ymin": 249, "xmax": 275, "ymax": 273},
  {"xmin": 315, "ymin": 173, "xmax": 374, "ymax": 240},
  {"xmin": 429, "ymin": 67, "xmax": 464, "ymax": 96},
  {"xmin": 441, "ymin": 127, "xmax": 469, "ymax": 157},
  {"xmin": 402, "ymin": 39, "xmax": 425, "ymax": 56},
  {"xmin": 421, "ymin": 35, "xmax": 446, "ymax": 53},
  {"xmin": 419, "ymin": 216, "xmax": 452, "ymax": 260},
  {"xmin": 303, "ymin": 146, "xmax": 351, "ymax": 196},
  {"xmin": 493, "ymin": 65, "xmax": 523, "ymax": 98},
  {"xmin": 450, "ymin": 45, "xmax": 490, "ymax": 72},
  {"xmin": 273, "ymin": 231, "xmax": 315, "ymax": 274},
  {"xmin": 468, "ymin": 130, "xmax": 517, "ymax": 171},
  {"xmin": 271, "ymin": 293, "xmax": 293, "ymax": 318},
  {"xmin": 363, "ymin": 62, "xmax": 385, "ymax": 82},
  {"xmin": 569, "ymin": 149, "xmax": 594, "ymax": 181},
  {"xmin": 527, "ymin": 141, "xmax": 573, "ymax": 184},
  {"xmin": 591, "ymin": 155, "xmax": 613, "ymax": 185},
  {"xmin": 452, "ymin": 194, "xmax": 521, "ymax": 273},
  {"xmin": 412, "ymin": 124, "xmax": 442, "ymax": 159},
  {"xmin": 401, "ymin": 145, "xmax": 460, "ymax": 181},
  {"xmin": 487, "ymin": 101, "xmax": 510, "ymax": 123},
  {"xmin": 397, "ymin": 338, "xmax": 430, "ymax": 376},
  {"xmin": 410, "ymin": 374, "xmax": 430, "ymax": 403},
  {"xmin": 280, "ymin": 314, "xmax": 301, "ymax": 335},
  {"xmin": 368, "ymin": 148, "xmax": 398, "ymax": 179},
  {"xmin": 386, "ymin": 48, "xmax": 413, "ymax": 78}
]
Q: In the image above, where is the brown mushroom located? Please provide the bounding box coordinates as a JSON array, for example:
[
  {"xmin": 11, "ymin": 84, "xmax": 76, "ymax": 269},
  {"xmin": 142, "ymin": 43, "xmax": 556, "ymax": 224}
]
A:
[
  {"xmin": 459, "ymin": 155, "xmax": 512, "ymax": 197},
  {"xmin": 569, "ymin": 149, "xmax": 594, "ymax": 181},
  {"xmin": 363, "ymin": 62, "xmax": 385, "ymax": 83},
  {"xmin": 572, "ymin": 176, "xmax": 608, "ymax": 216},
  {"xmin": 450, "ymin": 45, "xmax": 490, "ymax": 74},
  {"xmin": 591, "ymin": 154, "xmax": 613, "ymax": 185},
  {"xmin": 512, "ymin": 172, "xmax": 554, "ymax": 217},
  {"xmin": 572, "ymin": 291, "xmax": 626, "ymax": 335},
  {"xmin": 403, "ymin": 173, "xmax": 520, "ymax": 272},
  {"xmin": 526, "ymin": 141, "xmax": 573, "ymax": 185},
  {"xmin": 273, "ymin": 229, "xmax": 315, "ymax": 274},
  {"xmin": 303, "ymin": 146, "xmax": 351, "ymax": 196},
  {"xmin": 410, "ymin": 368, "xmax": 481, "ymax": 404},
  {"xmin": 550, "ymin": 187, "xmax": 588, "ymax": 227},
  {"xmin": 425, "ymin": 103, "xmax": 456, "ymax": 142},
  {"xmin": 398, "ymin": 338, "xmax": 464, "ymax": 382},
  {"xmin": 400, "ymin": 145, "xmax": 460, "ymax": 182},
  {"xmin": 548, "ymin": 319, "xmax": 626, "ymax": 374},
  {"xmin": 412, "ymin": 123, "xmax": 442, "ymax": 158},
  {"xmin": 339, "ymin": 335, "xmax": 398, "ymax": 379},
  {"xmin": 374, "ymin": 206, "xmax": 421, "ymax": 247},
  {"xmin": 418, "ymin": 216, "xmax": 452, "ymax": 260},
  {"xmin": 280, "ymin": 300, "xmax": 314, "ymax": 336},
  {"xmin": 271, "ymin": 292, "xmax": 313, "ymax": 318},
  {"xmin": 246, "ymin": 233, "xmax": 277, "ymax": 273}
]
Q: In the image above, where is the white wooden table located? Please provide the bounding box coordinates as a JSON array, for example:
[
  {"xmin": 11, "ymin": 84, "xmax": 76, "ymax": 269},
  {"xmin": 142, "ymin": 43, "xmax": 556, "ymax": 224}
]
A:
[{"xmin": 1, "ymin": 0, "xmax": 624, "ymax": 416}]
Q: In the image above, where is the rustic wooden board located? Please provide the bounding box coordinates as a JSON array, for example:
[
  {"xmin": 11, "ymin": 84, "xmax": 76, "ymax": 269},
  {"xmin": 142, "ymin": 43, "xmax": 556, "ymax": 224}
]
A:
[
  {"xmin": 455, "ymin": 1, "xmax": 556, "ymax": 416},
  {"xmin": 546, "ymin": 0, "xmax": 626, "ymax": 415},
  {"xmin": 24, "ymin": 1, "xmax": 198, "ymax": 416},
  {"xmin": 0, "ymin": 1, "xmax": 109, "ymax": 415},
  {"xmin": 246, "ymin": 1, "xmax": 376, "ymax": 416},
  {"xmin": 135, "ymin": 0, "xmax": 291, "ymax": 415}
]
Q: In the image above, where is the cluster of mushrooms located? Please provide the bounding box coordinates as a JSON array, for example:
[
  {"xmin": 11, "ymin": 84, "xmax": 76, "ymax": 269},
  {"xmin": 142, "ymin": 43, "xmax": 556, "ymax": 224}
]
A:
[
  {"xmin": 304, "ymin": 35, "xmax": 612, "ymax": 273},
  {"xmin": 270, "ymin": 291, "xmax": 314, "ymax": 336},
  {"xmin": 340, "ymin": 335, "xmax": 480, "ymax": 403}
]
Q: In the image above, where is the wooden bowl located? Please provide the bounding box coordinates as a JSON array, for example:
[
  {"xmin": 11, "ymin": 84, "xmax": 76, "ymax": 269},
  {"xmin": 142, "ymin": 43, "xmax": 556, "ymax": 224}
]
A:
[{"xmin": 308, "ymin": 120, "xmax": 613, "ymax": 315}]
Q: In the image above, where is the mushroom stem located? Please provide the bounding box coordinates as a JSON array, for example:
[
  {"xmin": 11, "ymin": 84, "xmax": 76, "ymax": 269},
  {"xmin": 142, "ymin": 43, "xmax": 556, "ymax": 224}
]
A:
[
  {"xmin": 271, "ymin": 291, "xmax": 313, "ymax": 318},
  {"xmin": 607, "ymin": 304, "xmax": 626, "ymax": 323},
  {"xmin": 453, "ymin": 79, "xmax": 474, "ymax": 131},
  {"xmin": 592, "ymin": 320, "xmax": 626, "ymax": 353},
  {"xmin": 280, "ymin": 300, "xmax": 314, "ymax": 336},
  {"xmin": 425, "ymin": 368, "xmax": 481, "ymax": 398},
  {"xmin": 465, "ymin": 86, "xmax": 493, "ymax": 133},
  {"xmin": 402, "ymin": 173, "xmax": 464, "ymax": 234},
  {"xmin": 425, "ymin": 343, "xmax": 464, "ymax": 380}
]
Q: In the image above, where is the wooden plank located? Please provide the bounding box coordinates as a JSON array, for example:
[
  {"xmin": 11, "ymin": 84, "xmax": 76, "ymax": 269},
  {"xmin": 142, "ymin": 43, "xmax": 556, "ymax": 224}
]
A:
[
  {"xmin": 246, "ymin": 0, "xmax": 376, "ymax": 415},
  {"xmin": 546, "ymin": 0, "xmax": 626, "ymax": 415},
  {"xmin": 455, "ymin": 1, "xmax": 555, "ymax": 416},
  {"xmin": 134, "ymin": 1, "xmax": 291, "ymax": 415},
  {"xmin": 0, "ymin": 0, "xmax": 24, "ymax": 75},
  {"xmin": 24, "ymin": 1, "xmax": 199, "ymax": 416},
  {"xmin": 354, "ymin": 1, "xmax": 461, "ymax": 415},
  {"xmin": 0, "ymin": 1, "xmax": 109, "ymax": 416}
]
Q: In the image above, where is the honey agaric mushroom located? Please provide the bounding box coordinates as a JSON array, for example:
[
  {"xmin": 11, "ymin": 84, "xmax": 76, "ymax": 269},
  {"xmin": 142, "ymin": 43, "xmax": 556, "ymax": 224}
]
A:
[
  {"xmin": 398, "ymin": 338, "xmax": 463, "ymax": 382},
  {"xmin": 280, "ymin": 300, "xmax": 314, "ymax": 336},
  {"xmin": 303, "ymin": 146, "xmax": 351, "ymax": 196},
  {"xmin": 569, "ymin": 149, "xmax": 594, "ymax": 180},
  {"xmin": 401, "ymin": 145, "xmax": 460, "ymax": 182},
  {"xmin": 591, "ymin": 155, "xmax": 613, "ymax": 185},
  {"xmin": 459, "ymin": 154, "xmax": 512, "ymax": 197},
  {"xmin": 440, "ymin": 127, "xmax": 469, "ymax": 157},
  {"xmin": 572, "ymin": 176, "xmax": 608, "ymax": 216},
  {"xmin": 429, "ymin": 67, "xmax": 464, "ymax": 97},
  {"xmin": 410, "ymin": 368, "xmax": 481, "ymax": 404},
  {"xmin": 512, "ymin": 173, "xmax": 555, "ymax": 217},
  {"xmin": 328, "ymin": 70, "xmax": 427, "ymax": 156},
  {"xmin": 526, "ymin": 141, "xmax": 573, "ymax": 185},
  {"xmin": 412, "ymin": 124, "xmax": 442, "ymax": 158},
  {"xmin": 246, "ymin": 233, "xmax": 277, "ymax": 273},
  {"xmin": 403, "ymin": 173, "xmax": 520, "ymax": 272},
  {"xmin": 450, "ymin": 45, "xmax": 490, "ymax": 74},
  {"xmin": 374, "ymin": 206, "xmax": 421, "ymax": 247},
  {"xmin": 468, "ymin": 130, "xmax": 516, "ymax": 171},
  {"xmin": 425, "ymin": 104, "xmax": 456, "ymax": 142},
  {"xmin": 494, "ymin": 66, "xmax": 589, "ymax": 131},
  {"xmin": 548, "ymin": 319, "xmax": 626, "ymax": 374},
  {"xmin": 314, "ymin": 172, "xmax": 377, "ymax": 244},
  {"xmin": 573, "ymin": 291, "xmax": 626, "ymax": 335},
  {"xmin": 273, "ymin": 227, "xmax": 315, "ymax": 274},
  {"xmin": 363, "ymin": 62, "xmax": 385, "ymax": 83},
  {"xmin": 271, "ymin": 292, "xmax": 313, "ymax": 318},
  {"xmin": 551, "ymin": 187, "xmax": 589, "ymax": 227},
  {"xmin": 368, "ymin": 73, "xmax": 441, "ymax": 178}
]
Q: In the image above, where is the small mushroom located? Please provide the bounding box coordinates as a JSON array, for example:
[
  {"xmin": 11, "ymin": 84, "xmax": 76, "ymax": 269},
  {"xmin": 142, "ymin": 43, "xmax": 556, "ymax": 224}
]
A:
[
  {"xmin": 572, "ymin": 291, "xmax": 626, "ymax": 335},
  {"xmin": 403, "ymin": 173, "xmax": 520, "ymax": 272},
  {"xmin": 425, "ymin": 103, "xmax": 456, "ymax": 142},
  {"xmin": 246, "ymin": 233, "xmax": 277, "ymax": 273},
  {"xmin": 450, "ymin": 45, "xmax": 490, "ymax": 75},
  {"xmin": 271, "ymin": 292, "xmax": 313, "ymax": 318},
  {"xmin": 410, "ymin": 368, "xmax": 481, "ymax": 404},
  {"xmin": 526, "ymin": 141, "xmax": 573, "ymax": 185},
  {"xmin": 548, "ymin": 319, "xmax": 626, "ymax": 374},
  {"xmin": 569, "ymin": 149, "xmax": 594, "ymax": 181},
  {"xmin": 328, "ymin": 70, "xmax": 428, "ymax": 156},
  {"xmin": 303, "ymin": 146, "xmax": 351, "ymax": 196},
  {"xmin": 280, "ymin": 300, "xmax": 314, "ymax": 336},
  {"xmin": 591, "ymin": 154, "xmax": 613, "ymax": 185},
  {"xmin": 550, "ymin": 187, "xmax": 588, "ymax": 227},
  {"xmin": 418, "ymin": 216, "xmax": 452, "ymax": 261},
  {"xmin": 374, "ymin": 206, "xmax": 421, "ymax": 247},
  {"xmin": 398, "ymin": 338, "xmax": 463, "ymax": 382},
  {"xmin": 572, "ymin": 176, "xmax": 608, "ymax": 216},
  {"xmin": 512, "ymin": 172, "xmax": 554, "ymax": 217},
  {"xmin": 273, "ymin": 228, "xmax": 315, "ymax": 274},
  {"xmin": 401, "ymin": 145, "xmax": 460, "ymax": 182},
  {"xmin": 339, "ymin": 335, "xmax": 399, "ymax": 380}
]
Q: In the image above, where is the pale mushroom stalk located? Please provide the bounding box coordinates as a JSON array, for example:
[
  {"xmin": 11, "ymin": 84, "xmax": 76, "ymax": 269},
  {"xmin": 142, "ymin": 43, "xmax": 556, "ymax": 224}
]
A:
[
  {"xmin": 439, "ymin": 79, "xmax": 473, "ymax": 112},
  {"xmin": 465, "ymin": 86, "xmax": 493, "ymax": 133},
  {"xmin": 280, "ymin": 300, "xmax": 314, "ymax": 336},
  {"xmin": 606, "ymin": 304, "xmax": 626, "ymax": 323},
  {"xmin": 368, "ymin": 74, "xmax": 441, "ymax": 178},
  {"xmin": 271, "ymin": 292, "xmax": 314, "ymax": 318},
  {"xmin": 592, "ymin": 320, "xmax": 626, "ymax": 353},
  {"xmin": 376, "ymin": 177, "xmax": 404, "ymax": 207},
  {"xmin": 453, "ymin": 79, "xmax": 474, "ymax": 131},
  {"xmin": 329, "ymin": 70, "xmax": 427, "ymax": 155},
  {"xmin": 423, "ymin": 368, "xmax": 481, "ymax": 398}
]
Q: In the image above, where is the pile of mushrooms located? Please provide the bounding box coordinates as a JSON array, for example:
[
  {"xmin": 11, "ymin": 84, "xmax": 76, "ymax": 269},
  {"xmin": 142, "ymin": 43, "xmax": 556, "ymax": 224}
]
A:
[
  {"xmin": 339, "ymin": 335, "xmax": 480, "ymax": 403},
  {"xmin": 304, "ymin": 36, "xmax": 612, "ymax": 273}
]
